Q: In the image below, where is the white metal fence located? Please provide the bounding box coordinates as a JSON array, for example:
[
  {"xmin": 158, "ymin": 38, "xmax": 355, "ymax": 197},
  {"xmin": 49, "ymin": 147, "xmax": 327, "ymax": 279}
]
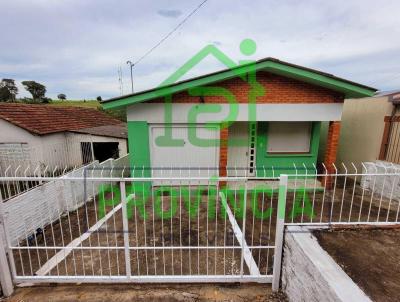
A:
[
  {"xmin": 0, "ymin": 162, "xmax": 399, "ymax": 295},
  {"xmin": 284, "ymin": 162, "xmax": 400, "ymax": 225}
]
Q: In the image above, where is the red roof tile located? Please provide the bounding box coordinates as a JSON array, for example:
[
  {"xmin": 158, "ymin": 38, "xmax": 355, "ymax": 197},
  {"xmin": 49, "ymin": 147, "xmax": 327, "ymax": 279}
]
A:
[{"xmin": 0, "ymin": 103, "xmax": 123, "ymax": 135}]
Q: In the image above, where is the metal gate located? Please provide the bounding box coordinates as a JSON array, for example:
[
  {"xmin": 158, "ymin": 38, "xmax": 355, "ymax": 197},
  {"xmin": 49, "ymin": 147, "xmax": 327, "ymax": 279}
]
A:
[{"xmin": 0, "ymin": 167, "xmax": 287, "ymax": 291}]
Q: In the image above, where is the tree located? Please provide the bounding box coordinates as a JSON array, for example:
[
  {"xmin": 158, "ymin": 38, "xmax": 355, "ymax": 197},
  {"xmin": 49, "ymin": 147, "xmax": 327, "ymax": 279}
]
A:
[
  {"xmin": 0, "ymin": 79, "xmax": 18, "ymax": 101},
  {"xmin": 57, "ymin": 93, "xmax": 66, "ymax": 101},
  {"xmin": 0, "ymin": 86, "xmax": 11, "ymax": 102},
  {"xmin": 21, "ymin": 81, "xmax": 46, "ymax": 101},
  {"xmin": 96, "ymin": 96, "xmax": 102, "ymax": 102}
]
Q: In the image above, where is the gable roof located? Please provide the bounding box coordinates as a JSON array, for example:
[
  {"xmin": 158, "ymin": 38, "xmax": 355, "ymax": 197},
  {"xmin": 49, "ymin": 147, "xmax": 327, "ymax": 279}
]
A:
[
  {"xmin": 102, "ymin": 57, "xmax": 377, "ymax": 109},
  {"xmin": 0, "ymin": 103, "xmax": 123, "ymax": 135}
]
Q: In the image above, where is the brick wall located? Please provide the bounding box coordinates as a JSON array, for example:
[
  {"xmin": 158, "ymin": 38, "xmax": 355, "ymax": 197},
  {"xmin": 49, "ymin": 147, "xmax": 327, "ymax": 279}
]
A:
[
  {"xmin": 219, "ymin": 127, "xmax": 229, "ymax": 178},
  {"xmin": 150, "ymin": 72, "xmax": 344, "ymax": 104},
  {"xmin": 324, "ymin": 121, "xmax": 341, "ymax": 169},
  {"xmin": 323, "ymin": 121, "xmax": 341, "ymax": 187}
]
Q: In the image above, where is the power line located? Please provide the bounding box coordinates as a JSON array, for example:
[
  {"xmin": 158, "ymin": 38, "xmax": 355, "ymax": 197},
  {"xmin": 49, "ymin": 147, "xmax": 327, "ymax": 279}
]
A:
[{"xmin": 133, "ymin": 0, "xmax": 209, "ymax": 66}]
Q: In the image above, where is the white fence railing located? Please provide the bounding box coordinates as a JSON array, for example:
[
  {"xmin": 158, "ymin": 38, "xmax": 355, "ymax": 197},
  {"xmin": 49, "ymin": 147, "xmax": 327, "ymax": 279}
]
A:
[
  {"xmin": 0, "ymin": 155, "xmax": 129, "ymax": 247},
  {"xmin": 284, "ymin": 162, "xmax": 400, "ymax": 225},
  {"xmin": 0, "ymin": 161, "xmax": 399, "ymax": 293}
]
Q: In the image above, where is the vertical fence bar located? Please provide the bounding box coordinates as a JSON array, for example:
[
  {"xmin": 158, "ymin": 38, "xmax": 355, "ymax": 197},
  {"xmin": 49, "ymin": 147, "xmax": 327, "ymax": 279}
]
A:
[
  {"xmin": 239, "ymin": 179, "xmax": 248, "ymax": 278},
  {"xmin": 272, "ymin": 174, "xmax": 288, "ymax": 291},
  {"xmin": 0, "ymin": 208, "xmax": 13, "ymax": 297},
  {"xmin": 120, "ymin": 181, "xmax": 131, "ymax": 279}
]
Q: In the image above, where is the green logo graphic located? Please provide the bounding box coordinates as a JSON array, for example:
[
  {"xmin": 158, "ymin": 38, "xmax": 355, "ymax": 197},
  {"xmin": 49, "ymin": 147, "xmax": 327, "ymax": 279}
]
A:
[
  {"xmin": 97, "ymin": 183, "xmax": 315, "ymax": 221},
  {"xmin": 154, "ymin": 39, "xmax": 265, "ymax": 147}
]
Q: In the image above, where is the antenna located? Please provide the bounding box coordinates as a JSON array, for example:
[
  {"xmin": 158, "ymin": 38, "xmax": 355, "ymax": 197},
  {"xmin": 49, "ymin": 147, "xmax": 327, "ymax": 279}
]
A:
[{"xmin": 117, "ymin": 66, "xmax": 124, "ymax": 96}]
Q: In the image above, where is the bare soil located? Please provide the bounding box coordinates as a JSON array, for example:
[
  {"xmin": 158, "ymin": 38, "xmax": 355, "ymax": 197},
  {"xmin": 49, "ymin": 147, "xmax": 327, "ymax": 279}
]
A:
[
  {"xmin": 4, "ymin": 284, "xmax": 287, "ymax": 302},
  {"xmin": 13, "ymin": 189, "xmax": 277, "ymax": 277},
  {"xmin": 314, "ymin": 226, "xmax": 400, "ymax": 302},
  {"xmin": 13, "ymin": 179, "xmax": 397, "ymax": 278}
]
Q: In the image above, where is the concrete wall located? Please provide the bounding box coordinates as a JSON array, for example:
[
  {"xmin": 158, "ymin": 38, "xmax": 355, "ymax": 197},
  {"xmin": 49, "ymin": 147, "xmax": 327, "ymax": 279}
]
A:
[
  {"xmin": 337, "ymin": 96, "xmax": 393, "ymax": 168},
  {"xmin": 0, "ymin": 155, "xmax": 130, "ymax": 246},
  {"xmin": 282, "ymin": 226, "xmax": 371, "ymax": 302},
  {"xmin": 360, "ymin": 160, "xmax": 400, "ymax": 201}
]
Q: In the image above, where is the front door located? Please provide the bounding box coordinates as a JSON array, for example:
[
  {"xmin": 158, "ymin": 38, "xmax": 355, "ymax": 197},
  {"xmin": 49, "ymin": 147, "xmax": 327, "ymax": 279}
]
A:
[{"xmin": 227, "ymin": 122, "xmax": 256, "ymax": 176}]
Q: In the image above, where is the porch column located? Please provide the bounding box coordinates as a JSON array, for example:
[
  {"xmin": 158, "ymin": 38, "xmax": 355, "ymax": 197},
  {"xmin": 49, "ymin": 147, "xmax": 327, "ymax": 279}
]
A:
[
  {"xmin": 323, "ymin": 121, "xmax": 341, "ymax": 187},
  {"xmin": 219, "ymin": 127, "xmax": 229, "ymax": 184}
]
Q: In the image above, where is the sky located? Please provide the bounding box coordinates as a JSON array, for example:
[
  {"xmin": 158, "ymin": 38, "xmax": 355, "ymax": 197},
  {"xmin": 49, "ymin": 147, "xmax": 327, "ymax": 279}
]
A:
[{"xmin": 1, "ymin": 0, "xmax": 400, "ymax": 100}]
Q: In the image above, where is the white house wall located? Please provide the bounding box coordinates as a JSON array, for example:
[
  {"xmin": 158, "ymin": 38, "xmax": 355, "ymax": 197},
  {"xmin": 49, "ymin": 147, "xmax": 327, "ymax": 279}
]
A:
[
  {"xmin": 0, "ymin": 119, "xmax": 128, "ymax": 173},
  {"xmin": 337, "ymin": 96, "xmax": 393, "ymax": 167},
  {"xmin": 0, "ymin": 119, "xmax": 46, "ymax": 173},
  {"xmin": 36, "ymin": 133, "xmax": 69, "ymax": 169},
  {"xmin": 127, "ymin": 103, "xmax": 343, "ymax": 123},
  {"xmin": 0, "ymin": 119, "xmax": 39, "ymax": 144},
  {"xmin": 65, "ymin": 133, "xmax": 128, "ymax": 167}
]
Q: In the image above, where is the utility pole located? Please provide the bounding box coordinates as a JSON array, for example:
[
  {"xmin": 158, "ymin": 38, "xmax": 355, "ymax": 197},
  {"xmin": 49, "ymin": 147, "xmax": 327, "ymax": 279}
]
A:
[{"xmin": 126, "ymin": 60, "xmax": 134, "ymax": 93}]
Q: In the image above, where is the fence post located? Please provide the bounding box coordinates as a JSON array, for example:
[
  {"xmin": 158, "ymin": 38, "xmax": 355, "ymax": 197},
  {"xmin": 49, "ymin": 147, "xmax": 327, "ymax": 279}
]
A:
[
  {"xmin": 119, "ymin": 181, "xmax": 131, "ymax": 279},
  {"xmin": 272, "ymin": 174, "xmax": 288, "ymax": 291},
  {"xmin": 0, "ymin": 207, "xmax": 13, "ymax": 297},
  {"xmin": 240, "ymin": 179, "xmax": 248, "ymax": 278}
]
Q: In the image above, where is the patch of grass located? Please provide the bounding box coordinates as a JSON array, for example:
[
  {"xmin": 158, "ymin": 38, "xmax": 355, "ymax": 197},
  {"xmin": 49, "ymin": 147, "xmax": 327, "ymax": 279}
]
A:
[
  {"xmin": 51, "ymin": 100, "xmax": 126, "ymax": 122},
  {"xmin": 49, "ymin": 100, "xmax": 100, "ymax": 109}
]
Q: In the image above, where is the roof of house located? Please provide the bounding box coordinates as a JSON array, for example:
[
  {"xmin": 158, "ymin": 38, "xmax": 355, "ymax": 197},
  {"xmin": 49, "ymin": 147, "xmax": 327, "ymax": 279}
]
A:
[
  {"xmin": 375, "ymin": 89, "xmax": 400, "ymax": 97},
  {"xmin": 0, "ymin": 103, "xmax": 123, "ymax": 135},
  {"xmin": 102, "ymin": 57, "xmax": 378, "ymax": 110},
  {"xmin": 69, "ymin": 124, "xmax": 127, "ymax": 139}
]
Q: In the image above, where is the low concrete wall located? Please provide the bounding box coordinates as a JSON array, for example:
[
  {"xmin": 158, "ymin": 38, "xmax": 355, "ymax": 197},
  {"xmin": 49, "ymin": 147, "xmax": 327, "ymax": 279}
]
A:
[
  {"xmin": 282, "ymin": 225, "xmax": 371, "ymax": 302},
  {"xmin": 361, "ymin": 160, "xmax": 400, "ymax": 201}
]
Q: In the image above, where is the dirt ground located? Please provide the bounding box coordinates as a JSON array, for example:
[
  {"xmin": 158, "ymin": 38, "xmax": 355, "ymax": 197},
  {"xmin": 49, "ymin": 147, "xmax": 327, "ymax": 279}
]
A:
[
  {"xmin": 4, "ymin": 284, "xmax": 287, "ymax": 302},
  {"xmin": 314, "ymin": 226, "xmax": 400, "ymax": 302},
  {"xmin": 13, "ymin": 178, "xmax": 398, "ymax": 278},
  {"xmin": 13, "ymin": 188, "xmax": 277, "ymax": 277}
]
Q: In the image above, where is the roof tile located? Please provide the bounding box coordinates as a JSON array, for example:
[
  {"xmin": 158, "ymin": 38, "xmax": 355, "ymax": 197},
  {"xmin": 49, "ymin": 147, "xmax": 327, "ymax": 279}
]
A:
[{"xmin": 0, "ymin": 103, "xmax": 123, "ymax": 135}]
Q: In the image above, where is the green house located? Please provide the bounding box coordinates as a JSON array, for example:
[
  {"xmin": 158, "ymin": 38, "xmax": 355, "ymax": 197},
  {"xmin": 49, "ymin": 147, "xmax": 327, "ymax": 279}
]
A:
[{"xmin": 102, "ymin": 57, "xmax": 376, "ymax": 179}]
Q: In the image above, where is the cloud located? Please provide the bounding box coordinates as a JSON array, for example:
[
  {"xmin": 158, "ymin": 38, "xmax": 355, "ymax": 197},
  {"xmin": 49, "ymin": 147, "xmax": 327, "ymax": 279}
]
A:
[
  {"xmin": 1, "ymin": 0, "xmax": 399, "ymax": 100},
  {"xmin": 157, "ymin": 9, "xmax": 182, "ymax": 18}
]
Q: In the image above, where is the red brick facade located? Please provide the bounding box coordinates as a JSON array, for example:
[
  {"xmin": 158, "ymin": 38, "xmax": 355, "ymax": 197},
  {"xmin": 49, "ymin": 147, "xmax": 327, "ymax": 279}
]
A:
[
  {"xmin": 151, "ymin": 72, "xmax": 344, "ymax": 104},
  {"xmin": 323, "ymin": 121, "xmax": 341, "ymax": 187},
  {"xmin": 152, "ymin": 71, "xmax": 345, "ymax": 181},
  {"xmin": 219, "ymin": 127, "xmax": 229, "ymax": 180}
]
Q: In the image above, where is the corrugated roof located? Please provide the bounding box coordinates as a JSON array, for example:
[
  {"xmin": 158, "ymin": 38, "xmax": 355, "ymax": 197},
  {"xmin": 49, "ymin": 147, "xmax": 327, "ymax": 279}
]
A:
[
  {"xmin": 69, "ymin": 124, "xmax": 127, "ymax": 139},
  {"xmin": 0, "ymin": 103, "xmax": 123, "ymax": 135}
]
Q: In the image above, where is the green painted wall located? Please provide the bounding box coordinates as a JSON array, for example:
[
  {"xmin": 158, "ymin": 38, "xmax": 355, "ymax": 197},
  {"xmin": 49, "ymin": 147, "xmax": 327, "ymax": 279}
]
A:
[
  {"xmin": 127, "ymin": 121, "xmax": 151, "ymax": 177},
  {"xmin": 256, "ymin": 122, "xmax": 321, "ymax": 176}
]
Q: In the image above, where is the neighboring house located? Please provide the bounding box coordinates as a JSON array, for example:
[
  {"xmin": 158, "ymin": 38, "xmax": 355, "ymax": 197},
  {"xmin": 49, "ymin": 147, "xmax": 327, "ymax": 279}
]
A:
[
  {"xmin": 102, "ymin": 57, "xmax": 376, "ymax": 179},
  {"xmin": 0, "ymin": 103, "xmax": 128, "ymax": 174},
  {"xmin": 337, "ymin": 90, "xmax": 400, "ymax": 167}
]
